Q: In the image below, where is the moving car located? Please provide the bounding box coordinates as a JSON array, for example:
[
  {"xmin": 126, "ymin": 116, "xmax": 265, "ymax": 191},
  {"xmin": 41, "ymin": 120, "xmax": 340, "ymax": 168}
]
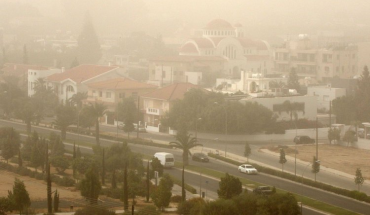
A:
[
  {"xmin": 153, "ymin": 152, "xmax": 175, "ymax": 168},
  {"xmin": 192, "ymin": 153, "xmax": 209, "ymax": 162},
  {"xmin": 294, "ymin": 135, "xmax": 315, "ymax": 144},
  {"xmin": 238, "ymin": 164, "xmax": 258, "ymax": 174},
  {"xmin": 253, "ymin": 186, "xmax": 273, "ymax": 195}
]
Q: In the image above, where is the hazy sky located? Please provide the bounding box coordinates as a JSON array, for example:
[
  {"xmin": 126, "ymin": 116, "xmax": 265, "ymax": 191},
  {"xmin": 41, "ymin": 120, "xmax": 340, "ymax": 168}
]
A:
[{"xmin": 1, "ymin": 0, "xmax": 370, "ymax": 37}]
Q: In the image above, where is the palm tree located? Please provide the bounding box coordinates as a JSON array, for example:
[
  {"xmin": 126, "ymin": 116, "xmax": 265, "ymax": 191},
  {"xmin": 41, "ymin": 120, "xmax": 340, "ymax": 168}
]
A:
[
  {"xmin": 169, "ymin": 129, "xmax": 202, "ymax": 165},
  {"xmin": 86, "ymin": 102, "xmax": 107, "ymax": 145},
  {"xmin": 69, "ymin": 92, "xmax": 87, "ymax": 109},
  {"xmin": 54, "ymin": 105, "xmax": 77, "ymax": 140},
  {"xmin": 277, "ymin": 100, "xmax": 305, "ymax": 122}
]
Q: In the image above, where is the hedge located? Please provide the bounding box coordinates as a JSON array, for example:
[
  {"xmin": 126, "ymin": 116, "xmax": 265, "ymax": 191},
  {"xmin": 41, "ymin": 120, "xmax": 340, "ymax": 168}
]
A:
[{"xmin": 207, "ymin": 153, "xmax": 370, "ymax": 203}]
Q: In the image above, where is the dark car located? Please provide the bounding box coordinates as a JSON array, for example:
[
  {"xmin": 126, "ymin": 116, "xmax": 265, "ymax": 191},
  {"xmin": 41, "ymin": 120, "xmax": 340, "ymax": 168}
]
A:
[
  {"xmin": 253, "ymin": 186, "xmax": 273, "ymax": 195},
  {"xmin": 294, "ymin": 135, "xmax": 315, "ymax": 144},
  {"xmin": 192, "ymin": 153, "xmax": 209, "ymax": 162}
]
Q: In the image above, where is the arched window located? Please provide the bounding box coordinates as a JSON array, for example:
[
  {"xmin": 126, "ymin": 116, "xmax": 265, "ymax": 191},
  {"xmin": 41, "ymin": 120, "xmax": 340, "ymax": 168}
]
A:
[{"xmin": 66, "ymin": 85, "xmax": 75, "ymax": 92}]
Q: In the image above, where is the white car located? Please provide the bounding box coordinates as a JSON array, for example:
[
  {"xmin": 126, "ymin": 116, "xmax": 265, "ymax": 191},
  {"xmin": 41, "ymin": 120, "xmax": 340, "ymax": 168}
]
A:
[{"xmin": 238, "ymin": 164, "xmax": 258, "ymax": 174}]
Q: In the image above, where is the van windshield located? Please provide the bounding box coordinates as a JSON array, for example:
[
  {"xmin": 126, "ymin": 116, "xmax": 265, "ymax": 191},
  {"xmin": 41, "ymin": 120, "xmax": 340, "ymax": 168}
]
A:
[{"xmin": 166, "ymin": 158, "xmax": 174, "ymax": 162}]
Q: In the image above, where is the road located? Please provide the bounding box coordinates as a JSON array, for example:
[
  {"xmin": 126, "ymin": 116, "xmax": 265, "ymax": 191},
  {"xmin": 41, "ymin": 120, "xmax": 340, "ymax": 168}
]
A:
[{"xmin": 2, "ymin": 120, "xmax": 370, "ymax": 215}]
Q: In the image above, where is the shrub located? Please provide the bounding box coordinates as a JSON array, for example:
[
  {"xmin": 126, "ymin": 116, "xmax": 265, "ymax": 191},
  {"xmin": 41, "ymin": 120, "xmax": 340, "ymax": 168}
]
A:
[
  {"xmin": 101, "ymin": 188, "xmax": 123, "ymax": 199},
  {"xmin": 170, "ymin": 195, "xmax": 182, "ymax": 203},
  {"xmin": 74, "ymin": 206, "xmax": 115, "ymax": 215},
  {"xmin": 35, "ymin": 172, "xmax": 44, "ymax": 180},
  {"xmin": 60, "ymin": 176, "xmax": 75, "ymax": 187},
  {"xmin": 136, "ymin": 205, "xmax": 160, "ymax": 215}
]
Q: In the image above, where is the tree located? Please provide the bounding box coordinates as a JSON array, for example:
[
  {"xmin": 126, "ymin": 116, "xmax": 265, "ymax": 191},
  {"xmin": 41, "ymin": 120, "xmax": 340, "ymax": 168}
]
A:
[
  {"xmin": 14, "ymin": 97, "xmax": 38, "ymax": 134},
  {"xmin": 30, "ymin": 138, "xmax": 46, "ymax": 171},
  {"xmin": 77, "ymin": 13, "xmax": 102, "ymax": 64},
  {"xmin": 328, "ymin": 128, "xmax": 340, "ymax": 144},
  {"xmin": 287, "ymin": 68, "xmax": 300, "ymax": 92},
  {"xmin": 51, "ymin": 135, "xmax": 65, "ymax": 156},
  {"xmin": 53, "ymin": 189, "xmax": 60, "ymax": 212},
  {"xmin": 70, "ymin": 57, "xmax": 80, "ymax": 68},
  {"xmin": 151, "ymin": 174, "xmax": 173, "ymax": 211},
  {"xmin": 279, "ymin": 148, "xmax": 287, "ymax": 172},
  {"xmin": 0, "ymin": 197, "xmax": 14, "ymax": 215},
  {"xmin": 32, "ymin": 78, "xmax": 59, "ymax": 122},
  {"xmin": 86, "ymin": 102, "xmax": 107, "ymax": 145},
  {"xmin": 181, "ymin": 165, "xmax": 186, "ymax": 202},
  {"xmin": 244, "ymin": 142, "xmax": 251, "ymax": 162},
  {"xmin": 354, "ymin": 168, "xmax": 365, "ymax": 191},
  {"xmin": 355, "ymin": 66, "xmax": 370, "ymax": 122},
  {"xmin": 69, "ymin": 92, "xmax": 87, "ymax": 109},
  {"xmin": 51, "ymin": 156, "xmax": 70, "ymax": 174},
  {"xmin": 202, "ymin": 199, "xmax": 238, "ymax": 215},
  {"xmin": 22, "ymin": 45, "xmax": 28, "ymax": 64},
  {"xmin": 1, "ymin": 137, "xmax": 19, "ymax": 163},
  {"xmin": 312, "ymin": 156, "xmax": 320, "ymax": 182},
  {"xmin": 169, "ymin": 129, "xmax": 202, "ymax": 165},
  {"xmin": 117, "ymin": 97, "xmax": 137, "ymax": 139},
  {"xmin": 217, "ymin": 173, "xmax": 242, "ymax": 199},
  {"xmin": 146, "ymin": 161, "xmax": 150, "ymax": 202},
  {"xmin": 54, "ymin": 105, "xmax": 77, "ymax": 140},
  {"xmin": 8, "ymin": 178, "xmax": 31, "ymax": 214},
  {"xmin": 79, "ymin": 164, "xmax": 102, "ymax": 205},
  {"xmin": 332, "ymin": 96, "xmax": 357, "ymax": 124},
  {"xmin": 151, "ymin": 157, "xmax": 164, "ymax": 177},
  {"xmin": 274, "ymin": 100, "xmax": 305, "ymax": 123},
  {"xmin": 343, "ymin": 130, "xmax": 356, "ymax": 147}
]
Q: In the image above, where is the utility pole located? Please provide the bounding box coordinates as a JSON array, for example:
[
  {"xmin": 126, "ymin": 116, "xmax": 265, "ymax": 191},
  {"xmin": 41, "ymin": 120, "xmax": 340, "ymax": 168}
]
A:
[
  {"xmin": 102, "ymin": 148, "xmax": 105, "ymax": 185},
  {"xmin": 146, "ymin": 161, "xmax": 150, "ymax": 202},
  {"xmin": 329, "ymin": 100, "xmax": 332, "ymax": 129},
  {"xmin": 137, "ymin": 96, "xmax": 140, "ymax": 139},
  {"xmin": 46, "ymin": 144, "xmax": 52, "ymax": 214},
  {"xmin": 316, "ymin": 117, "xmax": 318, "ymax": 160}
]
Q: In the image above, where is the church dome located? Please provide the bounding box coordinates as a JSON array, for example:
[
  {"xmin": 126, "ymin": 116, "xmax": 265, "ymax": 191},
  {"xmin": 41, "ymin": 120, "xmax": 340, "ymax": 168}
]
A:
[{"xmin": 205, "ymin": 19, "xmax": 234, "ymax": 29}]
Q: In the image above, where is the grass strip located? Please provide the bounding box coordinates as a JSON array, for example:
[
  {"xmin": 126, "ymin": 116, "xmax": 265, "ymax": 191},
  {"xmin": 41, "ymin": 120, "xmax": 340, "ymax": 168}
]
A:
[{"xmin": 177, "ymin": 163, "xmax": 359, "ymax": 215}]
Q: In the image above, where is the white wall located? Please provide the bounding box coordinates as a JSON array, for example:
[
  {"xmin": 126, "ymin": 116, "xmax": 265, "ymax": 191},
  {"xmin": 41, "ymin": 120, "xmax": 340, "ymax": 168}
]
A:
[
  {"xmin": 240, "ymin": 95, "xmax": 317, "ymax": 121},
  {"xmin": 185, "ymin": 71, "xmax": 202, "ymax": 85},
  {"xmin": 28, "ymin": 69, "xmax": 61, "ymax": 96},
  {"xmin": 307, "ymin": 86, "xmax": 346, "ymax": 111}
]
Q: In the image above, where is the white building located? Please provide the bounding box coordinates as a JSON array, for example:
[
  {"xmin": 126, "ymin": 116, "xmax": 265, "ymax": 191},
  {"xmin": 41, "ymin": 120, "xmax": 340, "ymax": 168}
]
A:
[
  {"xmin": 216, "ymin": 71, "xmax": 286, "ymax": 94},
  {"xmin": 28, "ymin": 68, "xmax": 62, "ymax": 96},
  {"xmin": 240, "ymin": 95, "xmax": 317, "ymax": 121},
  {"xmin": 179, "ymin": 19, "xmax": 273, "ymax": 78},
  {"xmin": 307, "ymin": 85, "xmax": 346, "ymax": 111},
  {"xmin": 46, "ymin": 64, "xmax": 125, "ymax": 104},
  {"xmin": 185, "ymin": 71, "xmax": 202, "ymax": 85}
]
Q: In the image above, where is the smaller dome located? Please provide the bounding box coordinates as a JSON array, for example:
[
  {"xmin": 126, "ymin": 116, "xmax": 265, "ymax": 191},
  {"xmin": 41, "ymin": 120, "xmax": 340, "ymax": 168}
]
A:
[
  {"xmin": 180, "ymin": 43, "xmax": 199, "ymax": 54},
  {"xmin": 205, "ymin": 19, "xmax": 234, "ymax": 29}
]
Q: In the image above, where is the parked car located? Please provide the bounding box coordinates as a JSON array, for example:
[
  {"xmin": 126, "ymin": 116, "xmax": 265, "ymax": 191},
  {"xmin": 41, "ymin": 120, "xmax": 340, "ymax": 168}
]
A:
[
  {"xmin": 238, "ymin": 164, "xmax": 258, "ymax": 174},
  {"xmin": 192, "ymin": 153, "xmax": 209, "ymax": 162},
  {"xmin": 294, "ymin": 135, "xmax": 315, "ymax": 144},
  {"xmin": 253, "ymin": 186, "xmax": 273, "ymax": 195},
  {"xmin": 118, "ymin": 123, "xmax": 146, "ymax": 132}
]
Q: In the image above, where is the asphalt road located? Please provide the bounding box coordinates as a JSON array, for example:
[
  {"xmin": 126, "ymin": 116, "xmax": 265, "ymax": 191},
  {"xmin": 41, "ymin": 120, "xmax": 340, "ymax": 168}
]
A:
[{"xmin": 2, "ymin": 120, "xmax": 370, "ymax": 215}]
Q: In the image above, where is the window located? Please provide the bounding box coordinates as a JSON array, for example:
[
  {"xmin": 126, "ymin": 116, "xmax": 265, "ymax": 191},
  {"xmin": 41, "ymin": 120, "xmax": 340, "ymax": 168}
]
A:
[
  {"xmin": 99, "ymin": 91, "xmax": 102, "ymax": 97},
  {"xmin": 106, "ymin": 92, "xmax": 111, "ymax": 98},
  {"xmin": 66, "ymin": 85, "xmax": 74, "ymax": 92}
]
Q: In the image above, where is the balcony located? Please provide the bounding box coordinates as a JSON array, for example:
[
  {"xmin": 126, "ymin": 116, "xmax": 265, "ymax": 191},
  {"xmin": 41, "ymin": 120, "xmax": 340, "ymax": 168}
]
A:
[{"xmin": 146, "ymin": 108, "xmax": 163, "ymax": 116}]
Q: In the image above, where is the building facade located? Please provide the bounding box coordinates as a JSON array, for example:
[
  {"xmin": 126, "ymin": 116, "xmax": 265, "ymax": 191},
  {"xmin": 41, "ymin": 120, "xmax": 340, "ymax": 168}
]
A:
[
  {"xmin": 307, "ymin": 85, "xmax": 346, "ymax": 111},
  {"xmin": 28, "ymin": 68, "xmax": 62, "ymax": 96},
  {"xmin": 274, "ymin": 35, "xmax": 358, "ymax": 81}
]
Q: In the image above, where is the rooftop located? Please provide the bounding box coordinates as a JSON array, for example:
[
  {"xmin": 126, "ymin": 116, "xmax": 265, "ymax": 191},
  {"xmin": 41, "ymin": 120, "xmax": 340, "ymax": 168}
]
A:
[
  {"xmin": 1, "ymin": 63, "xmax": 48, "ymax": 76},
  {"xmin": 47, "ymin": 64, "xmax": 118, "ymax": 83},
  {"xmin": 87, "ymin": 77, "xmax": 157, "ymax": 90}
]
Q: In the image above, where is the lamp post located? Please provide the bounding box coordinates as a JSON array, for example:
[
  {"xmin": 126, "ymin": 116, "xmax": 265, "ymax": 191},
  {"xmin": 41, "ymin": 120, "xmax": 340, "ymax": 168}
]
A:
[
  {"xmin": 195, "ymin": 117, "xmax": 202, "ymax": 138},
  {"xmin": 77, "ymin": 108, "xmax": 83, "ymax": 144},
  {"xmin": 214, "ymin": 102, "xmax": 228, "ymax": 157},
  {"xmin": 293, "ymin": 120, "xmax": 298, "ymax": 176}
]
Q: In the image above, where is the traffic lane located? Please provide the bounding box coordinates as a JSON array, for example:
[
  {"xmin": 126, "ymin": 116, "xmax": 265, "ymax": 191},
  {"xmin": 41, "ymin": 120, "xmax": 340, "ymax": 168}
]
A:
[
  {"xmin": 7, "ymin": 120, "xmax": 370, "ymax": 214},
  {"xmin": 166, "ymin": 167, "xmax": 327, "ymax": 215},
  {"xmin": 204, "ymin": 159, "xmax": 370, "ymax": 215}
]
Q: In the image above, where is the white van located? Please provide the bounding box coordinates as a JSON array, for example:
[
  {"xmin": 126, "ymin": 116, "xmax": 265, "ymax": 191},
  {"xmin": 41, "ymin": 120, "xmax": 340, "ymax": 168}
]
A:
[{"xmin": 153, "ymin": 152, "xmax": 175, "ymax": 168}]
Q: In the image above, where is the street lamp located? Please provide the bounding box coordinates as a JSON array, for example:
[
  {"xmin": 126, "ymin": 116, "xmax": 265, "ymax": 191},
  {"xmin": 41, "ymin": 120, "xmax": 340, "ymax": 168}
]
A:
[
  {"xmin": 214, "ymin": 102, "xmax": 228, "ymax": 157},
  {"xmin": 195, "ymin": 117, "xmax": 202, "ymax": 138}
]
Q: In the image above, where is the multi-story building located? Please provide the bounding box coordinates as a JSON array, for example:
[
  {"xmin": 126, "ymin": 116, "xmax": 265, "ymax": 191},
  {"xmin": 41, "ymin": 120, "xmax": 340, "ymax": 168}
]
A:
[
  {"xmin": 274, "ymin": 35, "xmax": 358, "ymax": 81},
  {"xmin": 28, "ymin": 68, "xmax": 62, "ymax": 96},
  {"xmin": 46, "ymin": 64, "xmax": 125, "ymax": 104},
  {"xmin": 141, "ymin": 82, "xmax": 202, "ymax": 133},
  {"xmin": 307, "ymin": 85, "xmax": 346, "ymax": 112},
  {"xmin": 85, "ymin": 77, "xmax": 157, "ymax": 125}
]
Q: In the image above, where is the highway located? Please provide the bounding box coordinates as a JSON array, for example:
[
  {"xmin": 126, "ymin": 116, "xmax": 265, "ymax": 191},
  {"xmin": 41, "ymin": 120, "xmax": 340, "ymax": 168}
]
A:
[{"xmin": 1, "ymin": 120, "xmax": 370, "ymax": 215}]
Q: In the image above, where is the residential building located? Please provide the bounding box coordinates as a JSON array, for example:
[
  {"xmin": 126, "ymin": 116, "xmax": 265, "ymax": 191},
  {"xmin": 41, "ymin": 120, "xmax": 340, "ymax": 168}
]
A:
[
  {"xmin": 141, "ymin": 82, "xmax": 202, "ymax": 132},
  {"xmin": 1, "ymin": 63, "xmax": 48, "ymax": 90},
  {"xmin": 179, "ymin": 19, "xmax": 273, "ymax": 78},
  {"xmin": 274, "ymin": 34, "xmax": 358, "ymax": 81},
  {"xmin": 216, "ymin": 71, "xmax": 286, "ymax": 94},
  {"xmin": 85, "ymin": 77, "xmax": 157, "ymax": 125},
  {"xmin": 148, "ymin": 55, "xmax": 225, "ymax": 86},
  {"xmin": 28, "ymin": 68, "xmax": 62, "ymax": 96},
  {"xmin": 46, "ymin": 64, "xmax": 125, "ymax": 104},
  {"xmin": 307, "ymin": 85, "xmax": 346, "ymax": 111},
  {"xmin": 240, "ymin": 95, "xmax": 317, "ymax": 121}
]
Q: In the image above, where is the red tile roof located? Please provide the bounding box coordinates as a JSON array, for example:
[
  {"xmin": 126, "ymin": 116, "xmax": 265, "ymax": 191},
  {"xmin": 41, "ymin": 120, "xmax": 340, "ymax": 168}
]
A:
[
  {"xmin": 141, "ymin": 82, "xmax": 203, "ymax": 101},
  {"xmin": 1, "ymin": 63, "xmax": 48, "ymax": 77},
  {"xmin": 179, "ymin": 43, "xmax": 199, "ymax": 54},
  {"xmin": 238, "ymin": 38, "xmax": 268, "ymax": 50},
  {"xmin": 87, "ymin": 77, "xmax": 157, "ymax": 90},
  {"xmin": 190, "ymin": 38, "xmax": 214, "ymax": 48},
  {"xmin": 47, "ymin": 64, "xmax": 118, "ymax": 83}
]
